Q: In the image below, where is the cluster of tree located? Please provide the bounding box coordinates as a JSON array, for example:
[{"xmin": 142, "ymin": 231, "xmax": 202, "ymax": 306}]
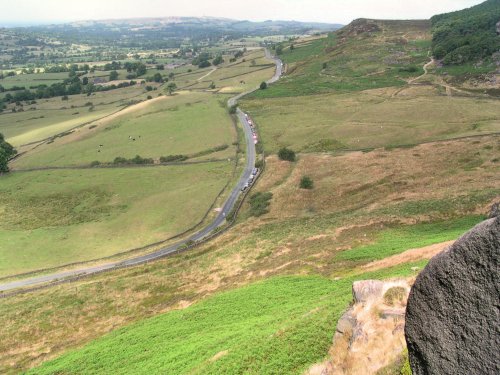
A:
[
  {"xmin": 0, "ymin": 78, "xmax": 138, "ymax": 107},
  {"xmin": 123, "ymin": 62, "xmax": 147, "ymax": 76},
  {"xmin": 431, "ymin": 0, "xmax": 500, "ymax": 65},
  {"xmin": 0, "ymin": 133, "xmax": 16, "ymax": 173},
  {"xmin": 0, "ymin": 72, "xmax": 16, "ymax": 79},
  {"xmin": 192, "ymin": 53, "xmax": 212, "ymax": 68}
]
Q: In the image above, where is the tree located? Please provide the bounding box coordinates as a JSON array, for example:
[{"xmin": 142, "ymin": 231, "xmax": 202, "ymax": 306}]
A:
[
  {"xmin": 156, "ymin": 64, "xmax": 164, "ymax": 70},
  {"xmin": 136, "ymin": 63, "xmax": 147, "ymax": 76},
  {"xmin": 212, "ymin": 55, "xmax": 224, "ymax": 66},
  {"xmin": 153, "ymin": 72, "xmax": 163, "ymax": 83},
  {"xmin": 82, "ymin": 76, "xmax": 89, "ymax": 85},
  {"xmin": 278, "ymin": 147, "xmax": 296, "ymax": 162},
  {"xmin": 260, "ymin": 81, "xmax": 268, "ymax": 90},
  {"xmin": 166, "ymin": 82, "xmax": 177, "ymax": 95},
  {"xmin": 275, "ymin": 44, "xmax": 283, "ymax": 55},
  {"xmin": 109, "ymin": 70, "xmax": 119, "ymax": 81},
  {"xmin": 299, "ymin": 176, "xmax": 314, "ymax": 189},
  {"xmin": 290, "ymin": 44, "xmax": 295, "ymax": 51},
  {"xmin": 0, "ymin": 133, "xmax": 16, "ymax": 173},
  {"xmin": 198, "ymin": 60, "xmax": 211, "ymax": 68}
]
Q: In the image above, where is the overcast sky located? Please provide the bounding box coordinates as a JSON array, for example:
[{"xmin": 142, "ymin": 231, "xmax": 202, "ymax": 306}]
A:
[{"xmin": 0, "ymin": 0, "xmax": 485, "ymax": 26}]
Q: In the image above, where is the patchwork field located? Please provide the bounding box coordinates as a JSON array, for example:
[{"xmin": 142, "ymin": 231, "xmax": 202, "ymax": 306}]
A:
[
  {"xmin": 12, "ymin": 92, "xmax": 236, "ymax": 168},
  {"xmin": 0, "ymin": 162, "xmax": 233, "ymax": 277}
]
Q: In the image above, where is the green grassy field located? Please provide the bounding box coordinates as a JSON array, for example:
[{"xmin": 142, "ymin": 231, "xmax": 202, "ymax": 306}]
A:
[
  {"xmin": 0, "ymin": 84, "xmax": 154, "ymax": 147},
  {"xmin": 27, "ymin": 276, "xmax": 353, "ymax": 375},
  {"xmin": 0, "ymin": 161, "xmax": 232, "ymax": 277},
  {"xmin": 0, "ymin": 106, "xmax": 119, "ymax": 147},
  {"xmin": 27, "ymin": 259, "xmax": 428, "ymax": 375},
  {"xmin": 0, "ymin": 72, "xmax": 69, "ymax": 89},
  {"xmin": 242, "ymin": 89, "xmax": 500, "ymax": 153},
  {"xmin": 334, "ymin": 216, "xmax": 482, "ymax": 266},
  {"xmin": 12, "ymin": 92, "xmax": 236, "ymax": 168}
]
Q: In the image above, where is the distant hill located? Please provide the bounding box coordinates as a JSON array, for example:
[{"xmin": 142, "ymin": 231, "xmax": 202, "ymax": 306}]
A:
[
  {"xmin": 431, "ymin": 0, "xmax": 500, "ymax": 64},
  {"xmin": 18, "ymin": 17, "xmax": 342, "ymax": 48}
]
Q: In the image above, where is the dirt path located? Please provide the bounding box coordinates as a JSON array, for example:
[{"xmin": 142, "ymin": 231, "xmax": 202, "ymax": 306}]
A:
[
  {"xmin": 197, "ymin": 68, "xmax": 217, "ymax": 81},
  {"xmin": 408, "ymin": 56, "xmax": 434, "ymax": 84}
]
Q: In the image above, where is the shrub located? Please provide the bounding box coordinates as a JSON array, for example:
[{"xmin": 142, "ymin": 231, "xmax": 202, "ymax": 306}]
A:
[
  {"xmin": 160, "ymin": 155, "xmax": 188, "ymax": 163},
  {"xmin": 113, "ymin": 155, "xmax": 154, "ymax": 165},
  {"xmin": 399, "ymin": 65, "xmax": 418, "ymax": 73},
  {"xmin": 299, "ymin": 176, "xmax": 314, "ymax": 189},
  {"xmin": 113, "ymin": 156, "xmax": 128, "ymax": 165},
  {"xmin": 228, "ymin": 104, "xmax": 237, "ymax": 114},
  {"xmin": 278, "ymin": 147, "xmax": 296, "ymax": 162},
  {"xmin": 249, "ymin": 192, "xmax": 273, "ymax": 217},
  {"xmin": 255, "ymin": 159, "xmax": 264, "ymax": 169},
  {"xmin": 90, "ymin": 161, "xmax": 101, "ymax": 167},
  {"xmin": 383, "ymin": 286, "xmax": 407, "ymax": 306},
  {"xmin": 260, "ymin": 81, "xmax": 268, "ymax": 90}
]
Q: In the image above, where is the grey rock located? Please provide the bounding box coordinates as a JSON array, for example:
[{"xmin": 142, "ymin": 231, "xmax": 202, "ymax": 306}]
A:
[
  {"xmin": 488, "ymin": 202, "xmax": 499, "ymax": 219},
  {"xmin": 336, "ymin": 310, "xmax": 357, "ymax": 335},
  {"xmin": 405, "ymin": 217, "xmax": 500, "ymax": 375},
  {"xmin": 352, "ymin": 280, "xmax": 384, "ymax": 303}
]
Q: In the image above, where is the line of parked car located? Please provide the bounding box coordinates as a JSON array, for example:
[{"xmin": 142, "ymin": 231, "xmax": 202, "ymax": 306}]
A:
[
  {"xmin": 245, "ymin": 113, "xmax": 259, "ymax": 145},
  {"xmin": 242, "ymin": 112, "xmax": 259, "ymax": 192}
]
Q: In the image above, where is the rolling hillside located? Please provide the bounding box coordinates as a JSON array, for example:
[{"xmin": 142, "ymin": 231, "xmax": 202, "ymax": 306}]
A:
[
  {"xmin": 0, "ymin": 1, "xmax": 500, "ymax": 375},
  {"xmin": 0, "ymin": 4, "xmax": 499, "ymax": 375}
]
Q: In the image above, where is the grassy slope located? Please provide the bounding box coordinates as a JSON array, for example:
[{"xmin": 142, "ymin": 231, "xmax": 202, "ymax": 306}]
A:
[
  {"xmin": 13, "ymin": 92, "xmax": 235, "ymax": 168},
  {"xmin": 0, "ymin": 84, "xmax": 152, "ymax": 146},
  {"xmin": 241, "ymin": 20, "xmax": 500, "ymax": 153},
  {"xmin": 26, "ymin": 211, "xmax": 479, "ymax": 375},
  {"xmin": 0, "ymin": 162, "xmax": 232, "ymax": 276}
]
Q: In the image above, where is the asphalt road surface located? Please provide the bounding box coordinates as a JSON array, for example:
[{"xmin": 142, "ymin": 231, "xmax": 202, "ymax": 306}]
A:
[{"xmin": 0, "ymin": 50, "xmax": 283, "ymax": 293}]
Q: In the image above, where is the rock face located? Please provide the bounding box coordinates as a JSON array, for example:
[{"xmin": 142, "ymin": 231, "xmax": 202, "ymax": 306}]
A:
[
  {"xmin": 308, "ymin": 279, "xmax": 411, "ymax": 375},
  {"xmin": 405, "ymin": 217, "xmax": 500, "ymax": 375},
  {"xmin": 488, "ymin": 202, "xmax": 499, "ymax": 218},
  {"xmin": 352, "ymin": 280, "xmax": 385, "ymax": 303}
]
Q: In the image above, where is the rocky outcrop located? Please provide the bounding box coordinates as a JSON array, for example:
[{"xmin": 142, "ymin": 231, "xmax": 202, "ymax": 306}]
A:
[
  {"xmin": 488, "ymin": 202, "xmax": 499, "ymax": 218},
  {"xmin": 405, "ymin": 217, "xmax": 500, "ymax": 375},
  {"xmin": 307, "ymin": 280, "xmax": 411, "ymax": 375}
]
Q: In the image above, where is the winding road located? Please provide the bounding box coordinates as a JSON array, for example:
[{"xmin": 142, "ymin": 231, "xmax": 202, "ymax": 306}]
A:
[{"xmin": 0, "ymin": 50, "xmax": 283, "ymax": 294}]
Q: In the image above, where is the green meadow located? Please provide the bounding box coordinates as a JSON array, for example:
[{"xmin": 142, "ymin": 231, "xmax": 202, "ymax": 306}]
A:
[{"xmin": 0, "ymin": 162, "xmax": 232, "ymax": 277}]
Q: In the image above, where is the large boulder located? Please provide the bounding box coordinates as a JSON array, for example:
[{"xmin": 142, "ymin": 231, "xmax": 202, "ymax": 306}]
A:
[
  {"xmin": 488, "ymin": 202, "xmax": 499, "ymax": 219},
  {"xmin": 405, "ymin": 217, "xmax": 500, "ymax": 375}
]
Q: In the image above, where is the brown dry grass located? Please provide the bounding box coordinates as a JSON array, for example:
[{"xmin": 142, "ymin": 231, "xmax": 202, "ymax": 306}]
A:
[{"xmin": 254, "ymin": 136, "xmax": 500, "ymax": 221}]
